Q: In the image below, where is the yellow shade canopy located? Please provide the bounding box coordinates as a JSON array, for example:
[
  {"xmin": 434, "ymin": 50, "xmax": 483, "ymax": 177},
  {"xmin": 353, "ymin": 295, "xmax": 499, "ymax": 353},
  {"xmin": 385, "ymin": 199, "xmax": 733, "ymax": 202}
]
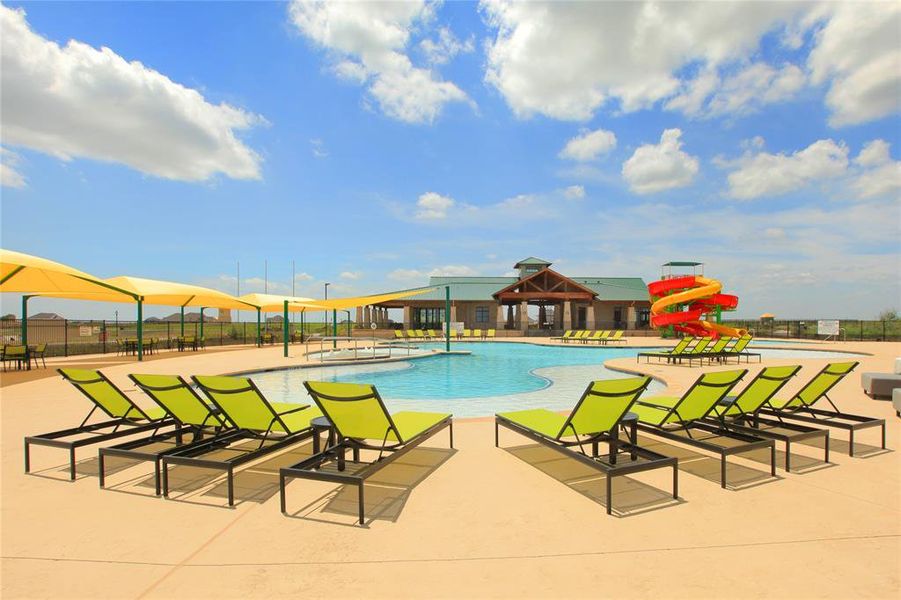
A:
[
  {"xmin": 238, "ymin": 293, "xmax": 318, "ymax": 312},
  {"xmin": 0, "ymin": 249, "xmax": 130, "ymax": 296},
  {"xmin": 297, "ymin": 287, "xmax": 435, "ymax": 310},
  {"xmin": 35, "ymin": 276, "xmax": 256, "ymax": 310}
]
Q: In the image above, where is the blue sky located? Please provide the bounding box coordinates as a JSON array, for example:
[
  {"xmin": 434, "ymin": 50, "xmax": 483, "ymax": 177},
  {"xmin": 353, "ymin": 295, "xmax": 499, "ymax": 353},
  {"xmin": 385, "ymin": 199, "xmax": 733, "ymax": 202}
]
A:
[{"xmin": 1, "ymin": 1, "xmax": 899, "ymax": 320}]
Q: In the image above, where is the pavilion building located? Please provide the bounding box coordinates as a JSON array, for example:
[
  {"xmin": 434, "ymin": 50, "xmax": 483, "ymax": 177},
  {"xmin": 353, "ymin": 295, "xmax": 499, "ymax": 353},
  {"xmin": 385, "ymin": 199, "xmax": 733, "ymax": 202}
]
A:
[{"xmin": 358, "ymin": 258, "xmax": 651, "ymax": 334}]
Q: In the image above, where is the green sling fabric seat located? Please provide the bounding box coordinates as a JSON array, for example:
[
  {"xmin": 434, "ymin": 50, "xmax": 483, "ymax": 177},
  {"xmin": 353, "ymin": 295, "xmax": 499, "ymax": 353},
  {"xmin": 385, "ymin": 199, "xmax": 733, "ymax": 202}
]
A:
[
  {"xmin": 129, "ymin": 374, "xmax": 228, "ymax": 428},
  {"xmin": 767, "ymin": 362, "xmax": 857, "ymax": 410},
  {"xmin": 633, "ymin": 369, "xmax": 747, "ymax": 427},
  {"xmin": 711, "ymin": 365, "xmax": 802, "ymax": 418},
  {"xmin": 60, "ymin": 368, "xmax": 167, "ymax": 422},
  {"xmin": 495, "ymin": 377, "xmax": 679, "ymax": 515},
  {"xmin": 193, "ymin": 375, "xmax": 321, "ymax": 433},
  {"xmin": 304, "ymin": 380, "xmax": 448, "ymax": 444}
]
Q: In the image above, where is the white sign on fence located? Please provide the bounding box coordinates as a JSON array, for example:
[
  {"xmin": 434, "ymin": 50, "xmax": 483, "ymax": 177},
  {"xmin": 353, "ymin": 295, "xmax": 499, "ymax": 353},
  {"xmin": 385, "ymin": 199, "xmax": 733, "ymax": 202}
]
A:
[
  {"xmin": 817, "ymin": 320, "xmax": 840, "ymax": 336},
  {"xmin": 79, "ymin": 326, "xmax": 92, "ymax": 337}
]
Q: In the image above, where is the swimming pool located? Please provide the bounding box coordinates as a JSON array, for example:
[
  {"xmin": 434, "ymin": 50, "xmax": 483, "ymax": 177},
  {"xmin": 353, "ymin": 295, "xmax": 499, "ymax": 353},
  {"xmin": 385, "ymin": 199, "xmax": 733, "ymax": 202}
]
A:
[{"xmin": 247, "ymin": 341, "xmax": 861, "ymax": 418}]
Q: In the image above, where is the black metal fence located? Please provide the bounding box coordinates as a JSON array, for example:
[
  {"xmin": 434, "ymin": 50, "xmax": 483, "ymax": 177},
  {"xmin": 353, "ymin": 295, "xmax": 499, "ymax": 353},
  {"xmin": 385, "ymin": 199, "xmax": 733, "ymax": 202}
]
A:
[
  {"xmin": 0, "ymin": 319, "xmax": 340, "ymax": 358},
  {"xmin": 721, "ymin": 320, "xmax": 901, "ymax": 341}
]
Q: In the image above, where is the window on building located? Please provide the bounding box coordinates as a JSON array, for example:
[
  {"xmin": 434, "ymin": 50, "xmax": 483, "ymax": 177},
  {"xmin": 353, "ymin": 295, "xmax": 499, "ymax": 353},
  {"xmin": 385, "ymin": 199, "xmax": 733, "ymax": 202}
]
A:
[{"xmin": 475, "ymin": 306, "xmax": 489, "ymax": 323}]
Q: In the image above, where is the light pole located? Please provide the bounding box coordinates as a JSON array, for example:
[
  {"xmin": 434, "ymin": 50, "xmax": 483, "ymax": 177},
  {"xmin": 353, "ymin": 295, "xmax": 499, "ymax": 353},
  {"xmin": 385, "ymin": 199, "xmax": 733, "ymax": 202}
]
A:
[{"xmin": 323, "ymin": 282, "xmax": 330, "ymax": 337}]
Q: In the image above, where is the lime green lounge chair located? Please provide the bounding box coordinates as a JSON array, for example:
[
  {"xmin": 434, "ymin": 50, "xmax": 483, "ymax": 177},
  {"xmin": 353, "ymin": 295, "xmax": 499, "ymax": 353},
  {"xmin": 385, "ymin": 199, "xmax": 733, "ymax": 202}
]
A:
[
  {"xmin": 159, "ymin": 376, "xmax": 322, "ymax": 506},
  {"xmin": 585, "ymin": 330, "xmax": 607, "ymax": 344},
  {"xmin": 555, "ymin": 330, "xmax": 574, "ymax": 341},
  {"xmin": 602, "ymin": 330, "xmax": 625, "ymax": 344},
  {"xmin": 24, "ymin": 369, "xmax": 173, "ymax": 480},
  {"xmin": 705, "ymin": 365, "xmax": 830, "ymax": 470},
  {"xmin": 97, "ymin": 374, "xmax": 243, "ymax": 494},
  {"xmin": 756, "ymin": 362, "xmax": 885, "ymax": 456},
  {"xmin": 462, "ymin": 328, "xmax": 472, "ymax": 338},
  {"xmin": 718, "ymin": 335, "xmax": 758, "ymax": 363},
  {"xmin": 393, "ymin": 330, "xmax": 405, "ymax": 340},
  {"xmin": 473, "ymin": 328, "xmax": 482, "ymax": 339},
  {"xmin": 684, "ymin": 336, "xmax": 733, "ymax": 366},
  {"xmin": 632, "ymin": 369, "xmax": 777, "ymax": 488},
  {"xmin": 280, "ymin": 381, "xmax": 453, "ymax": 524},
  {"xmin": 637, "ymin": 337, "xmax": 695, "ymax": 363},
  {"xmin": 486, "ymin": 329, "xmax": 496, "ymax": 338},
  {"xmin": 496, "ymin": 377, "xmax": 678, "ymax": 514}
]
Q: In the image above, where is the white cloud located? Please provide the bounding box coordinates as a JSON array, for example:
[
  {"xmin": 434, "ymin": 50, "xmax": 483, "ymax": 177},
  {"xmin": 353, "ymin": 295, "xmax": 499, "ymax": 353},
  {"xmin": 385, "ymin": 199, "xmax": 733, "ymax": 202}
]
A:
[
  {"xmin": 289, "ymin": 0, "xmax": 471, "ymax": 124},
  {"xmin": 481, "ymin": 0, "xmax": 804, "ymax": 120},
  {"xmin": 563, "ymin": 185, "xmax": 585, "ymax": 199},
  {"xmin": 668, "ymin": 62, "xmax": 805, "ymax": 118},
  {"xmin": 294, "ymin": 272, "xmax": 314, "ymax": 282},
  {"xmin": 420, "ymin": 27, "xmax": 474, "ymax": 65},
  {"xmin": 428, "ymin": 265, "xmax": 479, "ymax": 277},
  {"xmin": 621, "ymin": 129, "xmax": 699, "ymax": 194},
  {"xmin": 559, "ymin": 129, "xmax": 616, "ymax": 161},
  {"xmin": 0, "ymin": 6, "xmax": 264, "ymax": 182},
  {"xmin": 387, "ymin": 268, "xmax": 425, "ymax": 282},
  {"xmin": 310, "ymin": 138, "xmax": 328, "ymax": 158},
  {"xmin": 1, "ymin": 147, "xmax": 26, "ymax": 188},
  {"xmin": 807, "ymin": 3, "xmax": 901, "ymax": 126},
  {"xmin": 724, "ymin": 139, "xmax": 849, "ymax": 200},
  {"xmin": 414, "ymin": 191, "xmax": 455, "ymax": 220},
  {"xmin": 339, "ymin": 271, "xmax": 362, "ymax": 280},
  {"xmin": 851, "ymin": 140, "xmax": 901, "ymax": 200}
]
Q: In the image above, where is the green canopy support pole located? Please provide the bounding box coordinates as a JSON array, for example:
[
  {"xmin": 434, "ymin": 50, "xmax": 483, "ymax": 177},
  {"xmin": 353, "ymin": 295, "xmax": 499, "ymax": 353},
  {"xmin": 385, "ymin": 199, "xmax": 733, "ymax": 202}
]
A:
[
  {"xmin": 256, "ymin": 308, "xmax": 261, "ymax": 347},
  {"xmin": 300, "ymin": 309, "xmax": 305, "ymax": 343},
  {"xmin": 345, "ymin": 310, "xmax": 351, "ymax": 337},
  {"xmin": 21, "ymin": 295, "xmax": 29, "ymax": 346},
  {"xmin": 137, "ymin": 299, "xmax": 144, "ymax": 361},
  {"xmin": 445, "ymin": 286, "xmax": 451, "ymax": 352},
  {"xmin": 332, "ymin": 309, "xmax": 337, "ymax": 348},
  {"xmin": 199, "ymin": 307, "xmax": 204, "ymax": 340},
  {"xmin": 283, "ymin": 300, "xmax": 289, "ymax": 358},
  {"xmin": 180, "ymin": 306, "xmax": 185, "ymax": 336}
]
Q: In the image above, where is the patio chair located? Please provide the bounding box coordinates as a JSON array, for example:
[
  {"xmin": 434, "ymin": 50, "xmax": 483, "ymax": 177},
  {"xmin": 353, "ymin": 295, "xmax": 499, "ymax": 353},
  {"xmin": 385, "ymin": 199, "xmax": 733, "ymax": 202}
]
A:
[
  {"xmin": 165, "ymin": 375, "xmax": 323, "ymax": 505},
  {"xmin": 555, "ymin": 330, "xmax": 574, "ymax": 341},
  {"xmin": 462, "ymin": 329, "xmax": 471, "ymax": 338},
  {"xmin": 24, "ymin": 369, "xmax": 174, "ymax": 480},
  {"xmin": 495, "ymin": 377, "xmax": 678, "ymax": 515},
  {"xmin": 486, "ymin": 329, "xmax": 496, "ymax": 338},
  {"xmin": 756, "ymin": 362, "xmax": 886, "ymax": 456},
  {"xmin": 636, "ymin": 337, "xmax": 695, "ymax": 363},
  {"xmin": 394, "ymin": 330, "xmax": 405, "ymax": 340},
  {"xmin": 30, "ymin": 343, "xmax": 48, "ymax": 368},
  {"xmin": 603, "ymin": 330, "xmax": 626, "ymax": 344},
  {"xmin": 631, "ymin": 369, "xmax": 777, "ymax": 488},
  {"xmin": 473, "ymin": 328, "xmax": 482, "ymax": 339},
  {"xmin": 280, "ymin": 381, "xmax": 453, "ymax": 524},
  {"xmin": 684, "ymin": 336, "xmax": 733, "ymax": 366},
  {"xmin": 718, "ymin": 335, "xmax": 759, "ymax": 363},
  {"xmin": 705, "ymin": 365, "xmax": 830, "ymax": 471},
  {"xmin": 97, "ymin": 374, "xmax": 243, "ymax": 494},
  {"xmin": 585, "ymin": 330, "xmax": 607, "ymax": 344},
  {"xmin": 2, "ymin": 344, "xmax": 27, "ymax": 370},
  {"xmin": 415, "ymin": 329, "xmax": 427, "ymax": 339}
]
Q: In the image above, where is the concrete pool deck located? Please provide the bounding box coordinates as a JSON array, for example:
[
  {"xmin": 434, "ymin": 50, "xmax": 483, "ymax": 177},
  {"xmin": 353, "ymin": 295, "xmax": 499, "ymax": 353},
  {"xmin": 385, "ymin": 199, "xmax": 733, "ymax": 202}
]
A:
[{"xmin": 1, "ymin": 337, "xmax": 898, "ymax": 598}]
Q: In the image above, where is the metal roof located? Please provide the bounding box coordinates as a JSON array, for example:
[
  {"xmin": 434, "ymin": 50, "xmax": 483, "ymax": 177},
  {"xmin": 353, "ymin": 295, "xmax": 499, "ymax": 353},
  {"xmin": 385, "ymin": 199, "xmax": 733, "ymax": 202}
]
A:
[
  {"xmin": 513, "ymin": 257, "xmax": 552, "ymax": 267},
  {"xmin": 377, "ymin": 275, "xmax": 648, "ymax": 302},
  {"xmin": 662, "ymin": 261, "xmax": 703, "ymax": 267}
]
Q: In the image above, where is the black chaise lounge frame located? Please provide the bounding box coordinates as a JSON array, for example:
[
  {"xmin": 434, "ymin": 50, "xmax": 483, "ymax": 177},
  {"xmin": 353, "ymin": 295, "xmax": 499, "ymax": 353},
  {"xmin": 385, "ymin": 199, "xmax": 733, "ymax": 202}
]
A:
[
  {"xmin": 495, "ymin": 414, "xmax": 678, "ymax": 516},
  {"xmin": 97, "ymin": 375, "xmax": 244, "ymax": 495},
  {"xmin": 160, "ymin": 377, "xmax": 317, "ymax": 506},
  {"xmin": 24, "ymin": 369, "xmax": 174, "ymax": 480},
  {"xmin": 634, "ymin": 371, "xmax": 777, "ymax": 489},
  {"xmin": 756, "ymin": 362, "xmax": 886, "ymax": 457},
  {"xmin": 280, "ymin": 383, "xmax": 453, "ymax": 525}
]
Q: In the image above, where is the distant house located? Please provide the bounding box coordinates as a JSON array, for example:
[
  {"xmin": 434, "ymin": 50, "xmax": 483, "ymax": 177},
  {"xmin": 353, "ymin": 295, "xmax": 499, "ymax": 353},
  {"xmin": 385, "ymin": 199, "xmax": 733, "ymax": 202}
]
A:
[
  {"xmin": 266, "ymin": 315, "xmax": 284, "ymax": 323},
  {"xmin": 29, "ymin": 312, "xmax": 64, "ymax": 320},
  {"xmin": 162, "ymin": 311, "xmax": 215, "ymax": 323},
  {"xmin": 144, "ymin": 317, "xmax": 163, "ymax": 323},
  {"xmin": 1, "ymin": 313, "xmax": 16, "ymax": 321}
]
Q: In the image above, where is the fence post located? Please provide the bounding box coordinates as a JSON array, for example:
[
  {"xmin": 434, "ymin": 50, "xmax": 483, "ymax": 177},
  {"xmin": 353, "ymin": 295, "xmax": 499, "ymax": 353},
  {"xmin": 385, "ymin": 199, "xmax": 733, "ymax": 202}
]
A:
[
  {"xmin": 101, "ymin": 320, "xmax": 106, "ymax": 354},
  {"xmin": 64, "ymin": 319, "xmax": 69, "ymax": 356},
  {"xmin": 859, "ymin": 320, "xmax": 863, "ymax": 341},
  {"xmin": 883, "ymin": 320, "xmax": 886, "ymax": 341}
]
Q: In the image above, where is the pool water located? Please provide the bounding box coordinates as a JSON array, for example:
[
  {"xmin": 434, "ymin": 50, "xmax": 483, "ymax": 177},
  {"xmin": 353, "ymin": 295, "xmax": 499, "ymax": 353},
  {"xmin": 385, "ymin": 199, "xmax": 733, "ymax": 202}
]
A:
[{"xmin": 248, "ymin": 341, "xmax": 860, "ymax": 417}]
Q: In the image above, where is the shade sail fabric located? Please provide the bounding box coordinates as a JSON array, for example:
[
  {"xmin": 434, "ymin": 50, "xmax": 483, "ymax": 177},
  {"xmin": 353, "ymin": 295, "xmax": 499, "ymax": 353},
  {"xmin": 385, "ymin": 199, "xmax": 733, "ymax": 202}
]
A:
[
  {"xmin": 34, "ymin": 276, "xmax": 256, "ymax": 310},
  {"xmin": 296, "ymin": 287, "xmax": 435, "ymax": 310},
  {"xmin": 238, "ymin": 293, "xmax": 318, "ymax": 312},
  {"xmin": 0, "ymin": 249, "xmax": 132, "ymax": 296}
]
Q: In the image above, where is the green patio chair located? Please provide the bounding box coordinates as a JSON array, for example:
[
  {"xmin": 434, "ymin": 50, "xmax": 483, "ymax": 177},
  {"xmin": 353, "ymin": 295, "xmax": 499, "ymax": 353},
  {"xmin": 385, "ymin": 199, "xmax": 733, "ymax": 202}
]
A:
[
  {"xmin": 24, "ymin": 369, "xmax": 173, "ymax": 480},
  {"xmin": 496, "ymin": 377, "xmax": 678, "ymax": 514},
  {"xmin": 632, "ymin": 369, "xmax": 777, "ymax": 488},
  {"xmin": 280, "ymin": 381, "xmax": 453, "ymax": 525},
  {"xmin": 719, "ymin": 335, "xmax": 758, "ymax": 363},
  {"xmin": 705, "ymin": 365, "xmax": 829, "ymax": 470},
  {"xmin": 96, "ymin": 374, "xmax": 241, "ymax": 494},
  {"xmin": 637, "ymin": 337, "xmax": 695, "ymax": 363},
  {"xmin": 162, "ymin": 375, "xmax": 322, "ymax": 505},
  {"xmin": 603, "ymin": 330, "xmax": 626, "ymax": 344},
  {"xmin": 756, "ymin": 362, "xmax": 885, "ymax": 456},
  {"xmin": 2, "ymin": 344, "xmax": 27, "ymax": 370}
]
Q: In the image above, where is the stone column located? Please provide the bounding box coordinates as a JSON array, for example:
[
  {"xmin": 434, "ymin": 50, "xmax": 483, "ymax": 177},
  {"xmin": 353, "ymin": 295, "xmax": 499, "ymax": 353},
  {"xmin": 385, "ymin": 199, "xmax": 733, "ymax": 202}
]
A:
[
  {"xmin": 626, "ymin": 306, "xmax": 637, "ymax": 329},
  {"xmin": 450, "ymin": 304, "xmax": 457, "ymax": 324},
  {"xmin": 520, "ymin": 301, "xmax": 529, "ymax": 333},
  {"xmin": 563, "ymin": 300, "xmax": 572, "ymax": 330},
  {"xmin": 586, "ymin": 302, "xmax": 596, "ymax": 329},
  {"xmin": 363, "ymin": 305, "xmax": 371, "ymax": 326},
  {"xmin": 496, "ymin": 304, "xmax": 505, "ymax": 329},
  {"xmin": 554, "ymin": 303, "xmax": 563, "ymax": 328},
  {"xmin": 356, "ymin": 306, "xmax": 363, "ymax": 326}
]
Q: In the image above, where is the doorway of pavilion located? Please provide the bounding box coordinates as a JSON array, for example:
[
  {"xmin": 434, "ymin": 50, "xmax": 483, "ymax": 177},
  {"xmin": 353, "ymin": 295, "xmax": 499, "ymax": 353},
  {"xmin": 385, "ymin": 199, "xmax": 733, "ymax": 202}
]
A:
[{"xmin": 493, "ymin": 267, "xmax": 598, "ymax": 332}]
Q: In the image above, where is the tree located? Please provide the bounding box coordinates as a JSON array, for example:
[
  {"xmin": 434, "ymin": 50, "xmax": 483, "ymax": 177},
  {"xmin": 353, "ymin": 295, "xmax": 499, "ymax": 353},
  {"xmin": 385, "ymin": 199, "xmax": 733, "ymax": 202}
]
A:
[{"xmin": 877, "ymin": 309, "xmax": 898, "ymax": 321}]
